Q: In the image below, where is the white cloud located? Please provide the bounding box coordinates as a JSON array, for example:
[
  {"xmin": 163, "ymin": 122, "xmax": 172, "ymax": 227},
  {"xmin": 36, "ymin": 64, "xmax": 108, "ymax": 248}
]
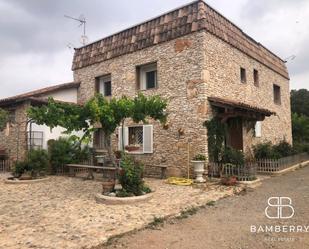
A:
[{"xmin": 0, "ymin": 0, "xmax": 308, "ymax": 98}]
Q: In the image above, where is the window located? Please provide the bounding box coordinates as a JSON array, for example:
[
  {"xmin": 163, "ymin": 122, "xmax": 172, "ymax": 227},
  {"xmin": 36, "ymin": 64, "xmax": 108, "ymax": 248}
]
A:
[
  {"xmin": 240, "ymin": 67, "xmax": 246, "ymax": 83},
  {"xmin": 137, "ymin": 63, "xmax": 157, "ymax": 90},
  {"xmin": 253, "ymin": 69, "xmax": 259, "ymax": 86},
  {"xmin": 27, "ymin": 131, "xmax": 43, "ymax": 150},
  {"xmin": 273, "ymin": 84, "xmax": 281, "ymax": 104},
  {"xmin": 97, "ymin": 75, "xmax": 112, "ymax": 96},
  {"xmin": 254, "ymin": 121, "xmax": 262, "ymax": 137},
  {"xmin": 118, "ymin": 125, "xmax": 153, "ymax": 153},
  {"xmin": 94, "ymin": 129, "xmax": 110, "ymax": 149}
]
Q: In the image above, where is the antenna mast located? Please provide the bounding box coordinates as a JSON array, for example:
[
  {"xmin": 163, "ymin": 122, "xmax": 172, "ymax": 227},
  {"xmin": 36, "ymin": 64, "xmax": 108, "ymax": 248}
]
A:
[{"xmin": 64, "ymin": 14, "xmax": 89, "ymax": 46}]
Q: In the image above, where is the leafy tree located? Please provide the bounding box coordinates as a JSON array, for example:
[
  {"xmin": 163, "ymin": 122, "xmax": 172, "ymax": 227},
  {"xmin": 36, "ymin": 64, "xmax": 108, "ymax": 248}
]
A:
[
  {"xmin": 292, "ymin": 113, "xmax": 309, "ymax": 143},
  {"xmin": 0, "ymin": 108, "xmax": 8, "ymax": 130},
  {"xmin": 291, "ymin": 89, "xmax": 309, "ymax": 116},
  {"xmin": 28, "ymin": 93, "xmax": 167, "ymax": 164}
]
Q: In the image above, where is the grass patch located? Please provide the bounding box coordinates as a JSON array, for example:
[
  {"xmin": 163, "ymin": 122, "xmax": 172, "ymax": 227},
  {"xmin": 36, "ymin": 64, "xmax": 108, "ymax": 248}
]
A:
[
  {"xmin": 177, "ymin": 207, "xmax": 198, "ymax": 219},
  {"xmin": 147, "ymin": 216, "xmax": 164, "ymax": 229},
  {"xmin": 206, "ymin": 200, "xmax": 216, "ymax": 206}
]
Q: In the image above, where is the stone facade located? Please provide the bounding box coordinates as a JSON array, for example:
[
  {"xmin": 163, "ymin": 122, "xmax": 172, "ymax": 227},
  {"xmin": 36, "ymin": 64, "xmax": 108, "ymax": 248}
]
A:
[
  {"xmin": 74, "ymin": 30, "xmax": 292, "ymax": 177},
  {"xmin": 74, "ymin": 31, "xmax": 208, "ymax": 177},
  {"xmin": 0, "ymin": 102, "xmax": 29, "ymax": 162},
  {"xmin": 201, "ymin": 31, "xmax": 292, "ymax": 156}
]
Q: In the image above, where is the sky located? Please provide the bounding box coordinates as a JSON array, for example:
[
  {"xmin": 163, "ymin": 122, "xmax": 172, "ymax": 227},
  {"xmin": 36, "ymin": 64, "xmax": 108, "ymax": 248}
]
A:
[{"xmin": 0, "ymin": 0, "xmax": 308, "ymax": 98}]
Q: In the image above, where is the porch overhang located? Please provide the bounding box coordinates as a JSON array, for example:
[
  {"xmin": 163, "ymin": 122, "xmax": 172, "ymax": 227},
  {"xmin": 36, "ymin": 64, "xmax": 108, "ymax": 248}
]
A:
[{"xmin": 208, "ymin": 97, "xmax": 276, "ymax": 122}]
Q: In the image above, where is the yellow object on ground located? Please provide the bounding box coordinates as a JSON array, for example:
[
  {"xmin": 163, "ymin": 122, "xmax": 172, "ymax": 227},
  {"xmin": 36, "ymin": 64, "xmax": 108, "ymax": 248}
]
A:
[{"xmin": 166, "ymin": 177, "xmax": 193, "ymax": 186}]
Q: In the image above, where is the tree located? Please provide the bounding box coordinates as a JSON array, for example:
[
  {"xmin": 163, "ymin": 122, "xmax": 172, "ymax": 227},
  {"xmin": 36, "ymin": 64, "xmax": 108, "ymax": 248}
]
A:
[
  {"xmin": 291, "ymin": 113, "xmax": 309, "ymax": 143},
  {"xmin": 291, "ymin": 89, "xmax": 309, "ymax": 116},
  {"xmin": 0, "ymin": 108, "xmax": 8, "ymax": 131},
  {"xmin": 27, "ymin": 93, "xmax": 167, "ymax": 164}
]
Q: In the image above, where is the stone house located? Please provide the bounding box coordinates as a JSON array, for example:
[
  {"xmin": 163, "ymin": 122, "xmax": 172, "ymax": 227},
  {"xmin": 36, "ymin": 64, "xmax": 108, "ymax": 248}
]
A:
[
  {"xmin": 0, "ymin": 0, "xmax": 292, "ymax": 177},
  {"xmin": 72, "ymin": 0, "xmax": 291, "ymax": 176},
  {"xmin": 0, "ymin": 82, "xmax": 80, "ymax": 162}
]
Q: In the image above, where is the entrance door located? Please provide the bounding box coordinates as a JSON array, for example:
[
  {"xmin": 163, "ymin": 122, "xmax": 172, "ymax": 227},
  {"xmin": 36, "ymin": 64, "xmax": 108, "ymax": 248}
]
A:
[{"xmin": 226, "ymin": 118, "xmax": 243, "ymax": 151}]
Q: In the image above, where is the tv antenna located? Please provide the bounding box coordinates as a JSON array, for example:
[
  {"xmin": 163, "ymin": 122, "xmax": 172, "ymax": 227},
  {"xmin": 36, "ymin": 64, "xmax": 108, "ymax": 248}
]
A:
[
  {"xmin": 64, "ymin": 14, "xmax": 89, "ymax": 45},
  {"xmin": 284, "ymin": 55, "xmax": 296, "ymax": 63}
]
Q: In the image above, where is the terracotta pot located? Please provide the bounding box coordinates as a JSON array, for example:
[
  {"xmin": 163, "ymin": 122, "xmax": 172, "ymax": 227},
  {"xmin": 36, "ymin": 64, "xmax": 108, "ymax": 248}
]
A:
[
  {"xmin": 221, "ymin": 176, "xmax": 237, "ymax": 186},
  {"xmin": 125, "ymin": 145, "xmax": 140, "ymax": 152},
  {"xmin": 102, "ymin": 181, "xmax": 115, "ymax": 194}
]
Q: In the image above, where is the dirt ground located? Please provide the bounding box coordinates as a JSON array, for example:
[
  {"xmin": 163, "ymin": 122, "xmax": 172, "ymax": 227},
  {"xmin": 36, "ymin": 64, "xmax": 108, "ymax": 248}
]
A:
[
  {"xmin": 0, "ymin": 173, "xmax": 241, "ymax": 249},
  {"xmin": 101, "ymin": 165, "xmax": 309, "ymax": 249}
]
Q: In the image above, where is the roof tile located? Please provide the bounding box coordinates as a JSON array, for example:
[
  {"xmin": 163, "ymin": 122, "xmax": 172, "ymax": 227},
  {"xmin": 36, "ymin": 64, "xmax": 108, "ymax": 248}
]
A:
[{"xmin": 72, "ymin": 0, "xmax": 288, "ymax": 79}]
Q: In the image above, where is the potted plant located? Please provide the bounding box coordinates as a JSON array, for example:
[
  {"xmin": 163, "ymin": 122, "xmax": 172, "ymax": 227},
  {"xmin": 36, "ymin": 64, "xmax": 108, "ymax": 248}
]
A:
[
  {"xmin": 191, "ymin": 154, "xmax": 206, "ymax": 183},
  {"xmin": 125, "ymin": 144, "xmax": 141, "ymax": 152},
  {"xmin": 221, "ymin": 175, "xmax": 237, "ymax": 186},
  {"xmin": 221, "ymin": 163, "xmax": 237, "ymax": 186}
]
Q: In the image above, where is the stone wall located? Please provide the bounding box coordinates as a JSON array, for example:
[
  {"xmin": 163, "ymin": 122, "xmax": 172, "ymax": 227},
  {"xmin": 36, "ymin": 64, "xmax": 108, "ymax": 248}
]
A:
[
  {"xmin": 201, "ymin": 31, "xmax": 292, "ymax": 156},
  {"xmin": 0, "ymin": 102, "xmax": 29, "ymax": 164},
  {"xmin": 74, "ymin": 30, "xmax": 292, "ymax": 177},
  {"xmin": 74, "ymin": 32, "xmax": 208, "ymax": 177}
]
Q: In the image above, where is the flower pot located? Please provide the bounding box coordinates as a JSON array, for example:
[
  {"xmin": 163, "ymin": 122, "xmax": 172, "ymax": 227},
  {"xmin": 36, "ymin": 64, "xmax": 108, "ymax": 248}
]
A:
[
  {"xmin": 102, "ymin": 180, "xmax": 115, "ymax": 194},
  {"xmin": 125, "ymin": 145, "xmax": 140, "ymax": 152},
  {"xmin": 191, "ymin": 160, "xmax": 206, "ymax": 183},
  {"xmin": 221, "ymin": 176, "xmax": 237, "ymax": 186}
]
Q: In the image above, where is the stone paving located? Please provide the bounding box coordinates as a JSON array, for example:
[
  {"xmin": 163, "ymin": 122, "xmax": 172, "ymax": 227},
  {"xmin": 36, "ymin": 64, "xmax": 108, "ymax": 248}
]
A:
[{"xmin": 0, "ymin": 173, "xmax": 243, "ymax": 249}]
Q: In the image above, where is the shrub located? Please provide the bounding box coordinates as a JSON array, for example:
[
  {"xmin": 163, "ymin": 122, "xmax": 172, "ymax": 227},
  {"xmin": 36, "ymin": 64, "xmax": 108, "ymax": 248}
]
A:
[
  {"xmin": 13, "ymin": 149, "xmax": 48, "ymax": 177},
  {"xmin": 253, "ymin": 140, "xmax": 299, "ymax": 159},
  {"xmin": 27, "ymin": 149, "xmax": 49, "ymax": 176},
  {"xmin": 13, "ymin": 161, "xmax": 30, "ymax": 177},
  {"xmin": 192, "ymin": 154, "xmax": 206, "ymax": 161},
  {"xmin": 272, "ymin": 140, "xmax": 294, "ymax": 157},
  {"xmin": 293, "ymin": 143, "xmax": 309, "ymax": 153},
  {"xmin": 48, "ymin": 138, "xmax": 73, "ymax": 172},
  {"xmin": 253, "ymin": 142, "xmax": 278, "ymax": 159},
  {"xmin": 221, "ymin": 147, "xmax": 244, "ymax": 166},
  {"xmin": 48, "ymin": 137, "xmax": 91, "ymax": 173},
  {"xmin": 118, "ymin": 154, "xmax": 148, "ymax": 196}
]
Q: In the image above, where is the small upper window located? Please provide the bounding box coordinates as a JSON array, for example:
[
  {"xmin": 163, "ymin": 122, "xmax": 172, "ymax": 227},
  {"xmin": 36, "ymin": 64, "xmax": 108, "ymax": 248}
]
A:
[
  {"xmin": 240, "ymin": 67, "xmax": 246, "ymax": 83},
  {"xmin": 273, "ymin": 84, "xmax": 281, "ymax": 105},
  {"xmin": 98, "ymin": 75, "xmax": 112, "ymax": 97},
  {"xmin": 137, "ymin": 63, "xmax": 157, "ymax": 90},
  {"xmin": 253, "ymin": 69, "xmax": 259, "ymax": 86}
]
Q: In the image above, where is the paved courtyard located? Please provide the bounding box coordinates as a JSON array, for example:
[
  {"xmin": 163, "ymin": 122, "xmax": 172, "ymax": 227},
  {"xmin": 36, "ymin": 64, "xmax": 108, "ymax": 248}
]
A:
[{"xmin": 0, "ymin": 174, "xmax": 242, "ymax": 249}]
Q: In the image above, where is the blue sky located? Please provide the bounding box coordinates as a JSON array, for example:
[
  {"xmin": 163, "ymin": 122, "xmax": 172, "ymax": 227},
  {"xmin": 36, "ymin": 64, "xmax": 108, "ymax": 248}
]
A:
[{"xmin": 0, "ymin": 0, "xmax": 308, "ymax": 98}]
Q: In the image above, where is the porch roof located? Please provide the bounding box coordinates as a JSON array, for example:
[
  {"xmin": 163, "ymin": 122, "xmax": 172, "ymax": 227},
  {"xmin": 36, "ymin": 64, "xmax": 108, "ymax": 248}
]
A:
[{"xmin": 208, "ymin": 96, "xmax": 276, "ymax": 120}]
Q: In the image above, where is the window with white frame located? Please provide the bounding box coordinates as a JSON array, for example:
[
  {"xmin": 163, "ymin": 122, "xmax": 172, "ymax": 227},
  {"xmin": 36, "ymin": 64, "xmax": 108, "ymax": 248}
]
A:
[
  {"xmin": 137, "ymin": 63, "xmax": 157, "ymax": 90},
  {"xmin": 254, "ymin": 121, "xmax": 262, "ymax": 137},
  {"xmin": 118, "ymin": 125, "xmax": 153, "ymax": 153},
  {"xmin": 98, "ymin": 75, "xmax": 112, "ymax": 96}
]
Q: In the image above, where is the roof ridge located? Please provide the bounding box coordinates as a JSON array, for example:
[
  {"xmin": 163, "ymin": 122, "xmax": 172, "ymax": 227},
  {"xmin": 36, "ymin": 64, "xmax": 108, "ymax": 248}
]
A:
[
  {"xmin": 72, "ymin": 1, "xmax": 288, "ymax": 79},
  {"xmin": 75, "ymin": 0, "xmax": 202, "ymax": 50}
]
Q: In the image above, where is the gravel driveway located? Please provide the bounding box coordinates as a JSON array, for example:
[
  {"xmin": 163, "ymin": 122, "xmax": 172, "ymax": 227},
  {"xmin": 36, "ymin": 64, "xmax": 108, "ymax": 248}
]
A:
[{"xmin": 101, "ymin": 165, "xmax": 309, "ymax": 249}]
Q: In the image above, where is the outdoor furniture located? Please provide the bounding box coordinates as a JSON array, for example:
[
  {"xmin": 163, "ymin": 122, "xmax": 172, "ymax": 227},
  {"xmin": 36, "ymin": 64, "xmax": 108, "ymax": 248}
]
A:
[
  {"xmin": 66, "ymin": 164, "xmax": 116, "ymax": 180},
  {"xmin": 147, "ymin": 164, "xmax": 167, "ymax": 179}
]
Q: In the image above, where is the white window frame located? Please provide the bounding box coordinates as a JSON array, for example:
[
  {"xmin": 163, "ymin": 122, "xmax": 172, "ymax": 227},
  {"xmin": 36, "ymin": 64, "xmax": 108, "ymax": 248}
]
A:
[
  {"xmin": 118, "ymin": 125, "xmax": 153, "ymax": 154},
  {"xmin": 99, "ymin": 75, "xmax": 112, "ymax": 96},
  {"xmin": 139, "ymin": 63, "xmax": 157, "ymax": 90},
  {"xmin": 254, "ymin": 121, "xmax": 262, "ymax": 138}
]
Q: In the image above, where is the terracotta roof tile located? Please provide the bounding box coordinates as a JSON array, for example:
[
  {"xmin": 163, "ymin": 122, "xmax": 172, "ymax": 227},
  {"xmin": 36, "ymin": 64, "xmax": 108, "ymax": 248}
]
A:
[
  {"xmin": 72, "ymin": 0, "xmax": 288, "ymax": 79},
  {"xmin": 208, "ymin": 96, "xmax": 276, "ymax": 116}
]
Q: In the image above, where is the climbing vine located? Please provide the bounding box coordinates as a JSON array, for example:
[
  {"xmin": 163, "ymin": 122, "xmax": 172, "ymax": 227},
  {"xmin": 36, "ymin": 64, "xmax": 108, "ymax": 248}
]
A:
[
  {"xmin": 27, "ymin": 93, "xmax": 167, "ymax": 163},
  {"xmin": 203, "ymin": 118, "xmax": 227, "ymax": 162}
]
